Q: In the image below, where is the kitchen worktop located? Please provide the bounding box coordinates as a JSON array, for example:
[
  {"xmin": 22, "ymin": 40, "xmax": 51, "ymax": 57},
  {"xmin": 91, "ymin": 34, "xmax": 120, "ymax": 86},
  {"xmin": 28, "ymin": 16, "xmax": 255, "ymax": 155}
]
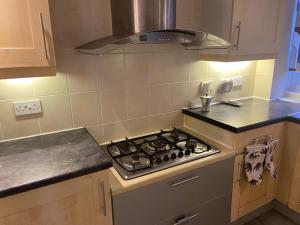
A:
[
  {"xmin": 0, "ymin": 128, "xmax": 112, "ymax": 198},
  {"xmin": 183, "ymin": 98, "xmax": 300, "ymax": 133}
]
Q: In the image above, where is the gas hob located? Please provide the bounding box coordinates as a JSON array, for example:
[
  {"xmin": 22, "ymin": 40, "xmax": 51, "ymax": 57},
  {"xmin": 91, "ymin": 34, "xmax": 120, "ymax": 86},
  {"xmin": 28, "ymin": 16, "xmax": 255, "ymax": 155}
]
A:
[{"xmin": 102, "ymin": 129, "xmax": 221, "ymax": 180}]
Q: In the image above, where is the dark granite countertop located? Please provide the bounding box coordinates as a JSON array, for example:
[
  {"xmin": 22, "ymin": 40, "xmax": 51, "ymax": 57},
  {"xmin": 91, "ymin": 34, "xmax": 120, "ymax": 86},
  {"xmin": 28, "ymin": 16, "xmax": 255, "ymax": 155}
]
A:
[
  {"xmin": 0, "ymin": 128, "xmax": 112, "ymax": 198},
  {"xmin": 183, "ymin": 98, "xmax": 300, "ymax": 133}
]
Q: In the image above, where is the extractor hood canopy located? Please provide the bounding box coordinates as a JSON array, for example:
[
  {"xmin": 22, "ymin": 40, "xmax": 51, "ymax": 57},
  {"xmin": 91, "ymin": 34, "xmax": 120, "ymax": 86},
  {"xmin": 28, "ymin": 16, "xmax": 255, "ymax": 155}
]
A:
[{"xmin": 75, "ymin": 0, "xmax": 231, "ymax": 55}]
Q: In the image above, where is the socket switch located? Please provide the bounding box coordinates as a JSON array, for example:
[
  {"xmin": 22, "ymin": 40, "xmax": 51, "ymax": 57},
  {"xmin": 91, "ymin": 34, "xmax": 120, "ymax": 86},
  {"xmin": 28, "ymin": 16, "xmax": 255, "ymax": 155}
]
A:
[
  {"xmin": 14, "ymin": 99, "xmax": 42, "ymax": 116},
  {"xmin": 232, "ymin": 76, "xmax": 244, "ymax": 87}
]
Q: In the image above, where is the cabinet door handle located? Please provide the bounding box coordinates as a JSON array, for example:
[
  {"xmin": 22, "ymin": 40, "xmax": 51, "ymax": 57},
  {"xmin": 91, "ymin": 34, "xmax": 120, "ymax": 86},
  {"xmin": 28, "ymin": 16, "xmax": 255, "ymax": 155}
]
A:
[
  {"xmin": 171, "ymin": 175, "xmax": 199, "ymax": 188},
  {"xmin": 237, "ymin": 162, "xmax": 243, "ymax": 184},
  {"xmin": 39, "ymin": 13, "xmax": 49, "ymax": 60},
  {"xmin": 234, "ymin": 21, "xmax": 241, "ymax": 49},
  {"xmin": 99, "ymin": 181, "xmax": 107, "ymax": 216},
  {"xmin": 173, "ymin": 214, "xmax": 198, "ymax": 225}
]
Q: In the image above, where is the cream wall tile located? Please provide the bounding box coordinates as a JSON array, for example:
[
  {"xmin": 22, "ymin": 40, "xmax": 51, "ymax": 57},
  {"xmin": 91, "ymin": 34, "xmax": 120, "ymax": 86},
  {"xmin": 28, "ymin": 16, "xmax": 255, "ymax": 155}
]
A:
[
  {"xmin": 63, "ymin": 54, "xmax": 100, "ymax": 93},
  {"xmin": 99, "ymin": 54, "xmax": 125, "ymax": 91},
  {"xmin": 148, "ymin": 114, "xmax": 172, "ymax": 133},
  {"xmin": 126, "ymin": 118, "xmax": 150, "ymax": 138},
  {"xmin": 101, "ymin": 89, "xmax": 127, "ymax": 124},
  {"xmin": 127, "ymin": 86, "xmax": 150, "ymax": 119},
  {"xmin": 256, "ymin": 60, "xmax": 275, "ymax": 75},
  {"xmin": 170, "ymin": 82, "xmax": 191, "ymax": 110},
  {"xmin": 190, "ymin": 58, "xmax": 208, "ymax": 81},
  {"xmin": 103, "ymin": 121, "xmax": 129, "ymax": 143},
  {"xmin": 70, "ymin": 92, "xmax": 101, "ymax": 127},
  {"xmin": 0, "ymin": 78, "xmax": 35, "ymax": 100},
  {"xmin": 167, "ymin": 111, "xmax": 184, "ymax": 128},
  {"xmin": 39, "ymin": 95, "xmax": 73, "ymax": 133},
  {"xmin": 86, "ymin": 125, "xmax": 104, "ymax": 144},
  {"xmin": 253, "ymin": 74, "xmax": 273, "ymax": 100},
  {"xmin": 35, "ymin": 73, "xmax": 68, "ymax": 96},
  {"xmin": 0, "ymin": 100, "xmax": 40, "ymax": 139},
  {"xmin": 207, "ymin": 61, "xmax": 257, "ymax": 77},
  {"xmin": 148, "ymin": 53, "xmax": 190, "ymax": 85},
  {"xmin": 0, "ymin": 124, "xmax": 3, "ymax": 140},
  {"xmin": 149, "ymin": 85, "xmax": 173, "ymax": 115},
  {"xmin": 125, "ymin": 54, "xmax": 149, "ymax": 87}
]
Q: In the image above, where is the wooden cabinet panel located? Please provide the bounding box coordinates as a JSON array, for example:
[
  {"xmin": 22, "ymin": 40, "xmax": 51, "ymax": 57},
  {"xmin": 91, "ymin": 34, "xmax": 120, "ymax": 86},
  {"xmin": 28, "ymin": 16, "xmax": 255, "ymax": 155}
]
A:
[
  {"xmin": 230, "ymin": 0, "xmax": 280, "ymax": 56},
  {"xmin": 0, "ymin": 171, "xmax": 112, "ymax": 225},
  {"xmin": 0, "ymin": 0, "xmax": 55, "ymax": 69},
  {"xmin": 231, "ymin": 154, "xmax": 279, "ymax": 222},
  {"xmin": 231, "ymin": 124, "xmax": 283, "ymax": 222},
  {"xmin": 198, "ymin": 0, "xmax": 281, "ymax": 60},
  {"xmin": 289, "ymin": 148, "xmax": 300, "ymax": 212},
  {"xmin": 0, "ymin": 0, "xmax": 56, "ymax": 79}
]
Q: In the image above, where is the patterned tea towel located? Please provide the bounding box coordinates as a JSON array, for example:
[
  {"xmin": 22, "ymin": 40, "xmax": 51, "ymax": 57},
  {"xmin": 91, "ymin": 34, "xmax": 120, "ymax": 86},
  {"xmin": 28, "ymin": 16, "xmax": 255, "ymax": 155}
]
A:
[{"xmin": 244, "ymin": 137, "xmax": 278, "ymax": 186}]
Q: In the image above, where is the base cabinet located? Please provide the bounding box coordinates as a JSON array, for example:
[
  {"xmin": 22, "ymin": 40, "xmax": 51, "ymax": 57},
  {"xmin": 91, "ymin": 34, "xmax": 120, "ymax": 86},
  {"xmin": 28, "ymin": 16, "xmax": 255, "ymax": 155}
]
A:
[
  {"xmin": 113, "ymin": 158, "xmax": 234, "ymax": 225},
  {"xmin": 231, "ymin": 123, "xmax": 284, "ymax": 222},
  {"xmin": 0, "ymin": 170, "xmax": 112, "ymax": 225},
  {"xmin": 289, "ymin": 148, "xmax": 300, "ymax": 212}
]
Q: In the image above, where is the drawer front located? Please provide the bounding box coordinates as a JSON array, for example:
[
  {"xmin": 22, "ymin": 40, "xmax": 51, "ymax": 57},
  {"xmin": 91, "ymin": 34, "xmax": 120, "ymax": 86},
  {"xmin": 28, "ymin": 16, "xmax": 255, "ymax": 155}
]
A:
[
  {"xmin": 113, "ymin": 157, "xmax": 234, "ymax": 225},
  {"xmin": 156, "ymin": 194, "xmax": 232, "ymax": 225}
]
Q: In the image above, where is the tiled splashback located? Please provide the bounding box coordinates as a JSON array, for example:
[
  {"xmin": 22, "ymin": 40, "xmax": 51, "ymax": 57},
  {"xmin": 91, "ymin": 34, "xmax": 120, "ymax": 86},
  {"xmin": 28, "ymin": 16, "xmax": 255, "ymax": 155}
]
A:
[{"xmin": 0, "ymin": 0, "xmax": 275, "ymax": 143}]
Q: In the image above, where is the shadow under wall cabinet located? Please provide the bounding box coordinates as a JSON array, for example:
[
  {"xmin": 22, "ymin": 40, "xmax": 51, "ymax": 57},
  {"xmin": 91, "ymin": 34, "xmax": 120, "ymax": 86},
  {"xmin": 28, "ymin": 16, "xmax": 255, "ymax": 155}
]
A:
[
  {"xmin": 0, "ymin": 0, "xmax": 56, "ymax": 79},
  {"xmin": 198, "ymin": 0, "xmax": 281, "ymax": 61},
  {"xmin": 0, "ymin": 171, "xmax": 113, "ymax": 225}
]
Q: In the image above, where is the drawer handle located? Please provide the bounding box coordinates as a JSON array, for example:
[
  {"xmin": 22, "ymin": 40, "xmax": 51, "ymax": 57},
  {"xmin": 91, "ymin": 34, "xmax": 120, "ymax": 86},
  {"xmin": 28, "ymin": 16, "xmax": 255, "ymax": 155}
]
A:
[
  {"xmin": 171, "ymin": 175, "xmax": 199, "ymax": 188},
  {"xmin": 174, "ymin": 213, "xmax": 198, "ymax": 225},
  {"xmin": 233, "ymin": 21, "xmax": 241, "ymax": 49},
  {"xmin": 99, "ymin": 181, "xmax": 107, "ymax": 216},
  {"xmin": 39, "ymin": 13, "xmax": 48, "ymax": 60}
]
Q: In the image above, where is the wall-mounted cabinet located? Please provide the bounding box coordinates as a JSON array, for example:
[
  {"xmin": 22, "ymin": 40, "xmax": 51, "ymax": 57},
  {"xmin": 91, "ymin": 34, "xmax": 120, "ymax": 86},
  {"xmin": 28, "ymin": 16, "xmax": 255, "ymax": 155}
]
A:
[
  {"xmin": 0, "ymin": 0, "xmax": 56, "ymax": 79},
  {"xmin": 198, "ymin": 0, "xmax": 281, "ymax": 61}
]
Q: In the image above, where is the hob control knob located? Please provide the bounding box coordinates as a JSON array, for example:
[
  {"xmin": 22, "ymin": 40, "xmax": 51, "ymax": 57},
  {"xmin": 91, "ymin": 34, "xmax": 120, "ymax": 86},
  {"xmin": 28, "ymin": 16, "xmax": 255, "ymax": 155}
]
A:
[
  {"xmin": 185, "ymin": 150, "xmax": 191, "ymax": 156},
  {"xmin": 178, "ymin": 151, "xmax": 184, "ymax": 157},
  {"xmin": 163, "ymin": 155, "xmax": 169, "ymax": 161},
  {"xmin": 156, "ymin": 157, "xmax": 162, "ymax": 164},
  {"xmin": 171, "ymin": 153, "xmax": 177, "ymax": 159}
]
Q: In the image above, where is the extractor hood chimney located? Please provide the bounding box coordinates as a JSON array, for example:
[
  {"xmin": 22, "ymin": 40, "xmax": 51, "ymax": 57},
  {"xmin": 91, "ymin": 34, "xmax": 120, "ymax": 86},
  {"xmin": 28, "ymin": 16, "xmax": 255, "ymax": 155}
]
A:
[{"xmin": 75, "ymin": 0, "xmax": 230, "ymax": 55}]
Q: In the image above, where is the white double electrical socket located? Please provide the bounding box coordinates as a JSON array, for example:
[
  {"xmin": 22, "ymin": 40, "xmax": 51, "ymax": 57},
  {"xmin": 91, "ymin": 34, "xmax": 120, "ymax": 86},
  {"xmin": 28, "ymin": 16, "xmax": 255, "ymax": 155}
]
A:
[
  {"xmin": 13, "ymin": 99, "xmax": 42, "ymax": 116},
  {"xmin": 232, "ymin": 76, "xmax": 244, "ymax": 87}
]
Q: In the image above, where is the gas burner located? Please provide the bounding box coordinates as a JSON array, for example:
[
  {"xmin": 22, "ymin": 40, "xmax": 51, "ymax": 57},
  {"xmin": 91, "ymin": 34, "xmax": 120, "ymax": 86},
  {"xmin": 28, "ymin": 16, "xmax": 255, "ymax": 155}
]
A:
[
  {"xmin": 141, "ymin": 140, "xmax": 171, "ymax": 155},
  {"xmin": 162, "ymin": 130, "xmax": 188, "ymax": 142},
  {"xmin": 149, "ymin": 139, "xmax": 167, "ymax": 149},
  {"xmin": 103, "ymin": 129, "xmax": 220, "ymax": 180},
  {"xmin": 116, "ymin": 153, "xmax": 151, "ymax": 172},
  {"xmin": 177, "ymin": 139, "xmax": 209, "ymax": 154},
  {"xmin": 108, "ymin": 141, "xmax": 138, "ymax": 157}
]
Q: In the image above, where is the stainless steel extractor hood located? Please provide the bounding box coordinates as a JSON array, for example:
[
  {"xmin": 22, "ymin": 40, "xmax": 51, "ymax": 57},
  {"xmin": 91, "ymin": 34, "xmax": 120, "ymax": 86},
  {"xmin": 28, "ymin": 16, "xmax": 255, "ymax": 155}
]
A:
[{"xmin": 75, "ymin": 0, "xmax": 231, "ymax": 55}]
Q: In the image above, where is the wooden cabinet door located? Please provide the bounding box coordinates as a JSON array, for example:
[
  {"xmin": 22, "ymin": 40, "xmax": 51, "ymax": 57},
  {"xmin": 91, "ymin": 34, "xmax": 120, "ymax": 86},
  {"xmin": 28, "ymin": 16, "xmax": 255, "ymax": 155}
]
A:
[
  {"xmin": 0, "ymin": 0, "xmax": 55, "ymax": 69},
  {"xmin": 0, "ymin": 171, "xmax": 113, "ymax": 225},
  {"xmin": 231, "ymin": 153, "xmax": 279, "ymax": 222},
  {"xmin": 289, "ymin": 148, "xmax": 300, "ymax": 213},
  {"xmin": 92, "ymin": 171, "xmax": 113, "ymax": 225},
  {"xmin": 230, "ymin": 0, "xmax": 280, "ymax": 56}
]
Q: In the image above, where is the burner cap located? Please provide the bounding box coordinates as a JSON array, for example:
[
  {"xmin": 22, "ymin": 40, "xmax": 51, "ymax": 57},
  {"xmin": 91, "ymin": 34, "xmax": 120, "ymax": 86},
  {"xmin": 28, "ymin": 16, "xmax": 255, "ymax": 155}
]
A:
[
  {"xmin": 131, "ymin": 155, "xmax": 140, "ymax": 163},
  {"xmin": 186, "ymin": 139, "xmax": 198, "ymax": 149},
  {"xmin": 150, "ymin": 139, "xmax": 167, "ymax": 149}
]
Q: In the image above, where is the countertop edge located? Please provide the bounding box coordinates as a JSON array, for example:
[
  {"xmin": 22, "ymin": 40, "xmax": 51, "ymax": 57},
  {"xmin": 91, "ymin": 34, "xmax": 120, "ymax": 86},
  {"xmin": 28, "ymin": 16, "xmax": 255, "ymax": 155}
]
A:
[
  {"xmin": 183, "ymin": 109, "xmax": 298, "ymax": 133},
  {"xmin": 0, "ymin": 160, "xmax": 112, "ymax": 199}
]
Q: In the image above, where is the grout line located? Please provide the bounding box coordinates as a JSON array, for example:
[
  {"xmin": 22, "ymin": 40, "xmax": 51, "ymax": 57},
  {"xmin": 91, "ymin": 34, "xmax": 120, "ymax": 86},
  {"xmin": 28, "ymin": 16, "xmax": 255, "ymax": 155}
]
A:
[
  {"xmin": 0, "ymin": 123, "xmax": 4, "ymax": 140},
  {"xmin": 101, "ymin": 110, "xmax": 182, "ymax": 127},
  {"xmin": 66, "ymin": 73, "xmax": 75, "ymax": 128}
]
